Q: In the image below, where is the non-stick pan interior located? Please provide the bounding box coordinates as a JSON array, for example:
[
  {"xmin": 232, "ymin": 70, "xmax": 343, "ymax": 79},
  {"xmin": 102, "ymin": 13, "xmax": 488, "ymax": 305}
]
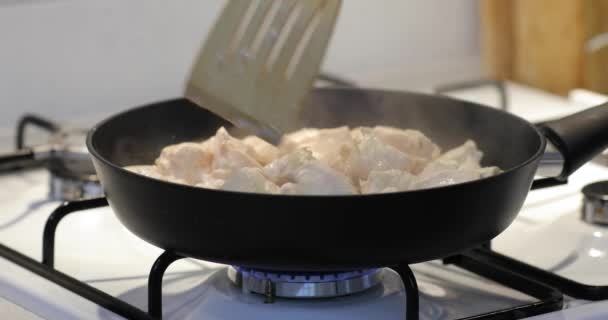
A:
[{"xmin": 91, "ymin": 88, "xmax": 542, "ymax": 172}]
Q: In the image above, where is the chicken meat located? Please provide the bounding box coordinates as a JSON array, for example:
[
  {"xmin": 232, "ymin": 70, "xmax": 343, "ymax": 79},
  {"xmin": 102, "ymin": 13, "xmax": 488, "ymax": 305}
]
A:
[{"xmin": 125, "ymin": 126, "xmax": 502, "ymax": 195}]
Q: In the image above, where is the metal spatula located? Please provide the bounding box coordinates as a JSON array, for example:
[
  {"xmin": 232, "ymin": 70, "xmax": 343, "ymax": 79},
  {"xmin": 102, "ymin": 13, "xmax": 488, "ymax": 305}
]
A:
[{"xmin": 185, "ymin": 0, "xmax": 342, "ymax": 144}]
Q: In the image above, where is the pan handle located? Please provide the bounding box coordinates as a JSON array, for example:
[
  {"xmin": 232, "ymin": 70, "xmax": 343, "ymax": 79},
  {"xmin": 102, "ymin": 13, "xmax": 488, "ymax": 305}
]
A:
[{"xmin": 537, "ymin": 102, "xmax": 608, "ymax": 180}]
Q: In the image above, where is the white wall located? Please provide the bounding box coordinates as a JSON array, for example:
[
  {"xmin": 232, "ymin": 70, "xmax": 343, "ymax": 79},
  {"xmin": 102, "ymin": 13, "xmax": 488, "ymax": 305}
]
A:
[{"xmin": 0, "ymin": 0, "xmax": 481, "ymax": 131}]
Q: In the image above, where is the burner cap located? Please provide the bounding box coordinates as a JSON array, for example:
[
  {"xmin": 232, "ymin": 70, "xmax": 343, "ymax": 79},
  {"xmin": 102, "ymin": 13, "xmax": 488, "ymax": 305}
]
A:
[
  {"xmin": 227, "ymin": 267, "xmax": 383, "ymax": 300},
  {"xmin": 582, "ymin": 181, "xmax": 608, "ymax": 226}
]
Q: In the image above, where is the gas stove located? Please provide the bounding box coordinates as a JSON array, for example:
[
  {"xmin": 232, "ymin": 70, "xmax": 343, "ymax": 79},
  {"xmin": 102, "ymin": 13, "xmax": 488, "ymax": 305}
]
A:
[
  {"xmin": 0, "ymin": 114, "xmax": 102, "ymax": 201},
  {"xmin": 1, "ymin": 81, "xmax": 608, "ymax": 319}
]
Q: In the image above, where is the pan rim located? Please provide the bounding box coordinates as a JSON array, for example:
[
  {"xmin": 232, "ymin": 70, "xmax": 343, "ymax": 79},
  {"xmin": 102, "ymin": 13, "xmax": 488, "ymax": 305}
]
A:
[{"xmin": 86, "ymin": 87, "xmax": 547, "ymax": 198}]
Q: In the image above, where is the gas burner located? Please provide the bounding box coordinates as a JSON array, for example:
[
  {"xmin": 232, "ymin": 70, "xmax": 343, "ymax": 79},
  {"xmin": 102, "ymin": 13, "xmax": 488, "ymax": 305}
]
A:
[
  {"xmin": 227, "ymin": 267, "xmax": 384, "ymax": 300},
  {"xmin": 49, "ymin": 173, "xmax": 101, "ymax": 202},
  {"xmin": 0, "ymin": 114, "xmax": 103, "ymax": 201},
  {"xmin": 45, "ymin": 127, "xmax": 102, "ymax": 201},
  {"xmin": 582, "ymin": 181, "xmax": 608, "ymax": 226}
]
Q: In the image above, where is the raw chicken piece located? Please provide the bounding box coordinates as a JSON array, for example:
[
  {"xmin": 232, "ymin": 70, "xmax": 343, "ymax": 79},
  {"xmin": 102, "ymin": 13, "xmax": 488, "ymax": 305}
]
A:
[
  {"xmin": 351, "ymin": 131, "xmax": 415, "ymax": 179},
  {"xmin": 309, "ymin": 127, "xmax": 357, "ymax": 175},
  {"xmin": 380, "ymin": 187, "xmax": 399, "ymax": 193},
  {"xmin": 479, "ymin": 166, "xmax": 502, "ymax": 178},
  {"xmin": 126, "ymin": 164, "xmax": 221, "ymax": 187},
  {"xmin": 125, "ymin": 165, "xmax": 191, "ymax": 185},
  {"xmin": 414, "ymin": 170, "xmax": 481, "ymax": 189},
  {"xmin": 221, "ymin": 168, "xmax": 280, "ymax": 194},
  {"xmin": 436, "ymin": 140, "xmax": 483, "ymax": 170},
  {"xmin": 208, "ymin": 169, "xmax": 230, "ymax": 180},
  {"xmin": 417, "ymin": 159, "xmax": 459, "ymax": 179},
  {"xmin": 417, "ymin": 162, "xmax": 501, "ymax": 189},
  {"xmin": 283, "ymin": 127, "xmax": 351, "ymax": 151},
  {"xmin": 195, "ymin": 169, "xmax": 229, "ymax": 190},
  {"xmin": 206, "ymin": 128, "xmax": 259, "ymax": 159},
  {"xmin": 266, "ymin": 146, "xmax": 356, "ymax": 195},
  {"xmin": 153, "ymin": 128, "xmax": 261, "ymax": 184},
  {"xmin": 283, "ymin": 162, "xmax": 357, "ymax": 195},
  {"xmin": 199, "ymin": 134, "xmax": 217, "ymax": 150},
  {"xmin": 242, "ymin": 136, "xmax": 279, "ymax": 165},
  {"xmin": 210, "ymin": 128, "xmax": 262, "ymax": 171},
  {"xmin": 263, "ymin": 149, "xmax": 315, "ymax": 185},
  {"xmin": 350, "ymin": 126, "xmax": 372, "ymax": 145},
  {"xmin": 280, "ymin": 126, "xmax": 358, "ymax": 177},
  {"xmin": 330, "ymin": 143, "xmax": 359, "ymax": 180},
  {"xmin": 279, "ymin": 182, "xmax": 298, "ymax": 195},
  {"xmin": 164, "ymin": 176, "xmax": 189, "ymax": 185},
  {"xmin": 125, "ymin": 165, "xmax": 190, "ymax": 185},
  {"xmin": 359, "ymin": 126, "xmax": 439, "ymax": 173},
  {"xmin": 279, "ymin": 128, "xmax": 321, "ymax": 151},
  {"xmin": 372, "ymin": 126, "xmax": 441, "ymax": 160},
  {"xmin": 351, "ymin": 127, "xmax": 372, "ymax": 141},
  {"xmin": 155, "ymin": 142, "xmax": 213, "ymax": 184},
  {"xmin": 415, "ymin": 140, "xmax": 501, "ymax": 188},
  {"xmin": 360, "ymin": 170, "xmax": 415, "ymax": 194},
  {"xmin": 214, "ymin": 144, "xmax": 261, "ymax": 171},
  {"xmin": 195, "ymin": 176, "xmax": 224, "ymax": 189},
  {"xmin": 125, "ymin": 165, "xmax": 164, "ymax": 180}
]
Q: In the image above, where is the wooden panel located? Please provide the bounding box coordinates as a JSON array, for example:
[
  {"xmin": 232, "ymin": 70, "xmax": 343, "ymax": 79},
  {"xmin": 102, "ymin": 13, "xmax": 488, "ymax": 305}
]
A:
[
  {"xmin": 479, "ymin": 0, "xmax": 514, "ymax": 80},
  {"xmin": 584, "ymin": 0, "xmax": 608, "ymax": 94},
  {"xmin": 512, "ymin": 0, "xmax": 585, "ymax": 95}
]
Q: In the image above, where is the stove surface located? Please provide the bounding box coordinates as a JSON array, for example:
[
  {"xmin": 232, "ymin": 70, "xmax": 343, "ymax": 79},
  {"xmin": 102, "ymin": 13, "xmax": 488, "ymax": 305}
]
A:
[{"xmin": 493, "ymin": 162, "xmax": 608, "ymax": 289}]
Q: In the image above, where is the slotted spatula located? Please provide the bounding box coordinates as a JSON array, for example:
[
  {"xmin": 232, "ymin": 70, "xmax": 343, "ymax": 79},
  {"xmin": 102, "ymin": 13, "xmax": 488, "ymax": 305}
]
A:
[{"xmin": 185, "ymin": 0, "xmax": 342, "ymax": 144}]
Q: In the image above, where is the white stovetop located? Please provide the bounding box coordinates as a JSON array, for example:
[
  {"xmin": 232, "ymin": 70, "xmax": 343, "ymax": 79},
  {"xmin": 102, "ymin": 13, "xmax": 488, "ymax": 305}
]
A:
[{"xmin": 1, "ymin": 81, "xmax": 608, "ymax": 319}]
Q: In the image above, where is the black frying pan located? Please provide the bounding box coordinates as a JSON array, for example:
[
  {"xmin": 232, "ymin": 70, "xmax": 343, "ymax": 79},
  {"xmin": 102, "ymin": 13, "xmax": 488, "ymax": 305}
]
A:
[{"xmin": 86, "ymin": 88, "xmax": 608, "ymax": 271}]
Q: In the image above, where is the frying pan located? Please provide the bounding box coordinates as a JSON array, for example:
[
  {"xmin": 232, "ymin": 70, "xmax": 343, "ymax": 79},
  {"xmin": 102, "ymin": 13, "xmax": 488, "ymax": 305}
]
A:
[{"xmin": 86, "ymin": 88, "xmax": 608, "ymax": 271}]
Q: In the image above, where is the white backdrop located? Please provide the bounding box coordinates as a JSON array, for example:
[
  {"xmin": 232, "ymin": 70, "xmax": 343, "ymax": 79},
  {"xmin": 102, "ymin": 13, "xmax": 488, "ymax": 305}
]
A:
[{"xmin": 0, "ymin": 0, "xmax": 481, "ymax": 131}]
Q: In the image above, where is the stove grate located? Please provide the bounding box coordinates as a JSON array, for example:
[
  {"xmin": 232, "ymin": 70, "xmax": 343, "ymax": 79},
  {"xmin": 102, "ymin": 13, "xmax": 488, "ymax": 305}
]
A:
[{"xmin": 0, "ymin": 197, "xmax": 582, "ymax": 320}]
